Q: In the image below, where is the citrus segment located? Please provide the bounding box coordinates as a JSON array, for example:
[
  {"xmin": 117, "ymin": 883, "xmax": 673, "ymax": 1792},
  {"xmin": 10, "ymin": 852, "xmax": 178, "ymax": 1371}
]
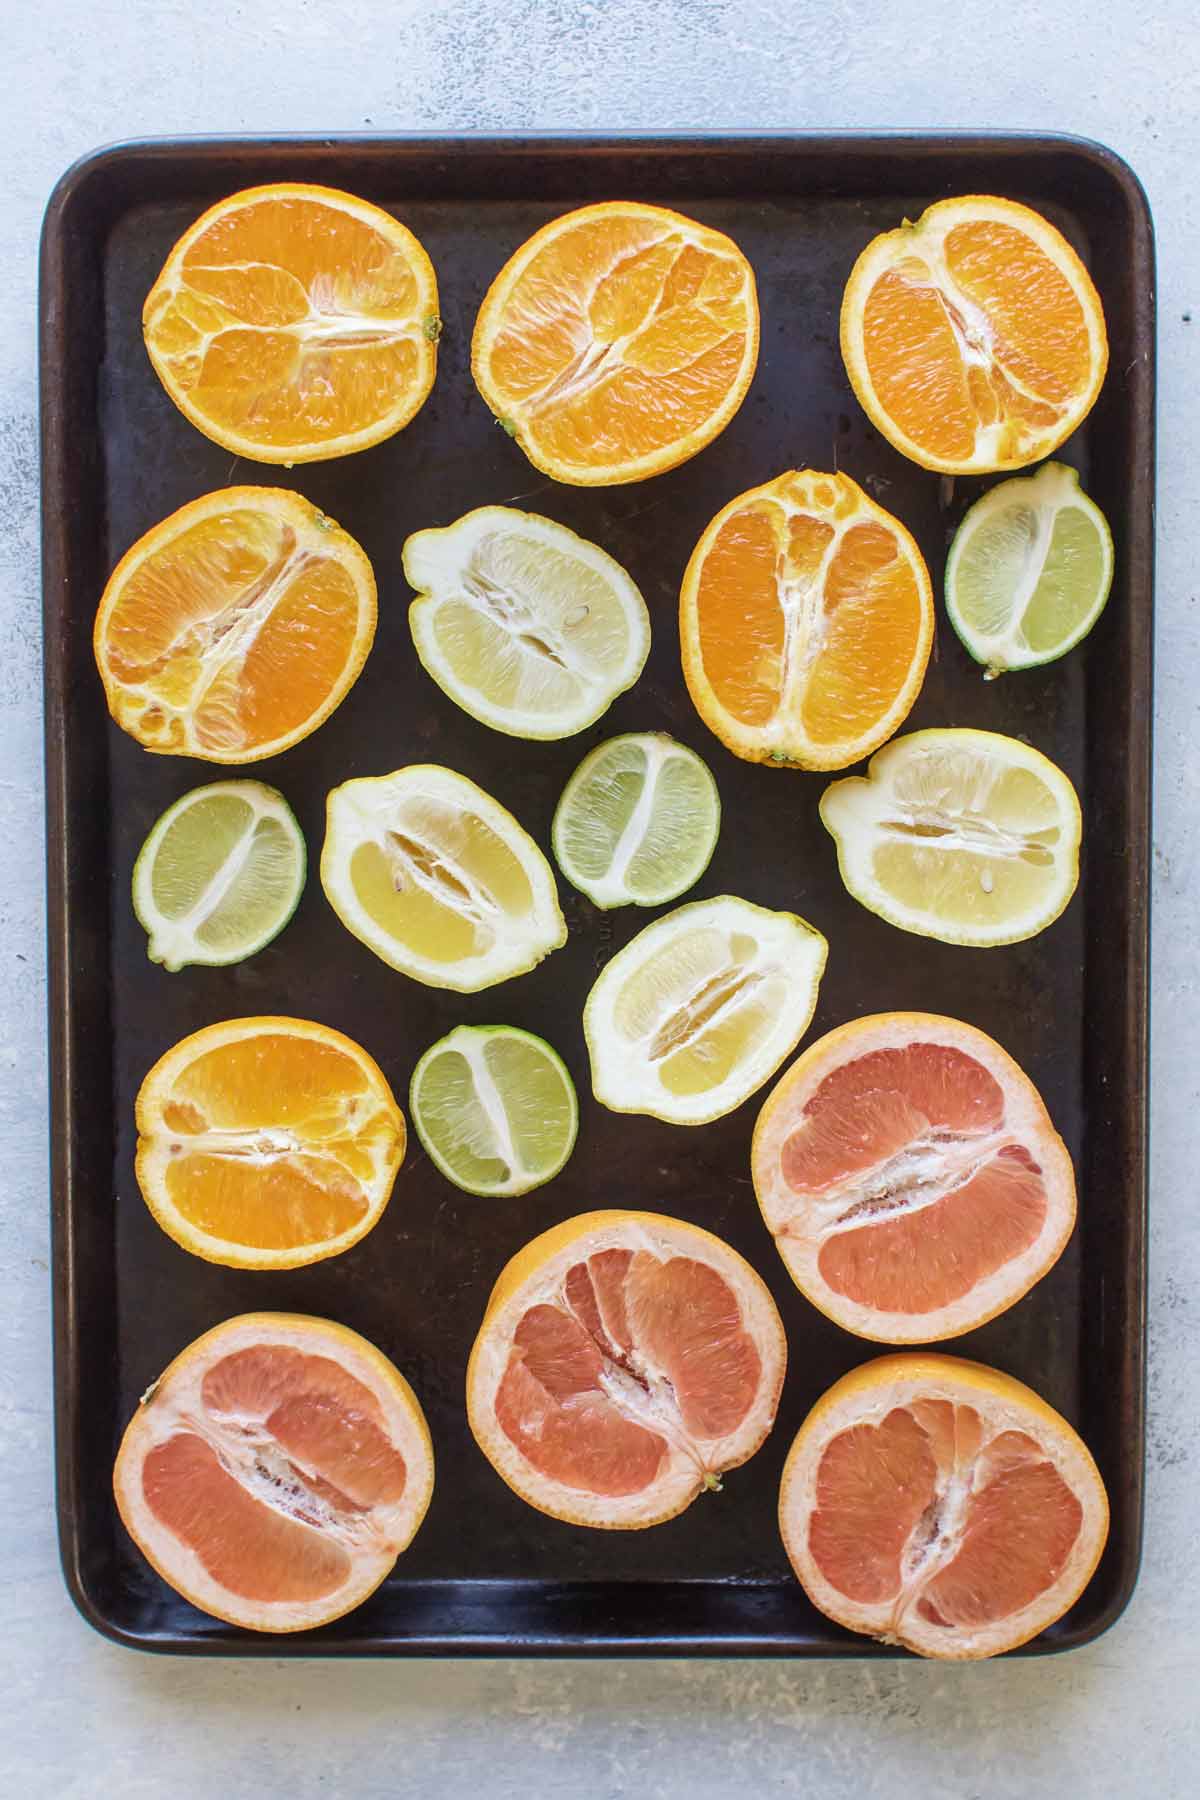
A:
[
  {"xmin": 404, "ymin": 506, "xmax": 650, "ymax": 738},
  {"xmin": 584, "ymin": 895, "xmax": 827, "ymax": 1124},
  {"xmin": 680, "ymin": 471, "xmax": 933, "ymax": 770},
  {"xmin": 321, "ymin": 765, "xmax": 567, "ymax": 990},
  {"xmin": 93, "ymin": 487, "xmax": 376, "ymax": 762},
  {"xmin": 133, "ymin": 780, "xmax": 305, "ymax": 970},
  {"xmin": 143, "ymin": 184, "xmax": 439, "ymax": 462},
  {"xmin": 819, "ymin": 727, "xmax": 1081, "ymax": 945},
  {"xmin": 410, "ymin": 1023, "xmax": 578, "ymax": 1196},
  {"xmin": 946, "ymin": 462, "xmax": 1114, "ymax": 673},
  {"xmin": 471, "ymin": 202, "xmax": 759, "ymax": 485},
  {"xmin": 840, "ymin": 196, "xmax": 1107, "ymax": 474},
  {"xmin": 135, "ymin": 1017, "xmax": 405, "ymax": 1269},
  {"xmin": 553, "ymin": 732, "xmax": 720, "ymax": 908},
  {"xmin": 467, "ymin": 1212, "xmax": 786, "ymax": 1527},
  {"xmin": 778, "ymin": 1353, "xmax": 1109, "ymax": 1658},
  {"xmin": 114, "ymin": 1313, "xmax": 434, "ymax": 1632},
  {"xmin": 753, "ymin": 1013, "xmax": 1076, "ymax": 1341}
]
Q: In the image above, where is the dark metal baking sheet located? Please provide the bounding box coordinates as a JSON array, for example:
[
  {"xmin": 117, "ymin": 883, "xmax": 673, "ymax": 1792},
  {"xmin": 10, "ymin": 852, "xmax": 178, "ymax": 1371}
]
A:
[{"xmin": 40, "ymin": 132, "xmax": 1154, "ymax": 1656}]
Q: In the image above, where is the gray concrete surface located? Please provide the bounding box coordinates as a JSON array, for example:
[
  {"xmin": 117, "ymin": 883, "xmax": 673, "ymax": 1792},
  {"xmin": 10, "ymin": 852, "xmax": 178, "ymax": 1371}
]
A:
[{"xmin": 3, "ymin": 2, "xmax": 1197, "ymax": 1795}]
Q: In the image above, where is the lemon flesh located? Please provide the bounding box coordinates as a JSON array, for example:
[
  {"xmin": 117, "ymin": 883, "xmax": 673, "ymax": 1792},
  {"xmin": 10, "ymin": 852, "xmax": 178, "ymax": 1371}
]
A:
[
  {"xmin": 820, "ymin": 728, "xmax": 1081, "ymax": 947},
  {"xmin": 411, "ymin": 1024, "xmax": 578, "ymax": 1196},
  {"xmin": 405, "ymin": 507, "xmax": 650, "ymax": 739},
  {"xmin": 322, "ymin": 765, "xmax": 567, "ymax": 991},
  {"xmin": 584, "ymin": 895, "xmax": 827, "ymax": 1124},
  {"xmin": 946, "ymin": 462, "xmax": 1113, "ymax": 674}
]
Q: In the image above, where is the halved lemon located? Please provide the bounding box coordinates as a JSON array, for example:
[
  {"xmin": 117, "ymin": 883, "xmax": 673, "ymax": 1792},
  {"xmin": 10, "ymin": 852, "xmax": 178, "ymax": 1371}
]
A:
[
  {"xmin": 93, "ymin": 487, "xmax": 377, "ymax": 762},
  {"xmin": 552, "ymin": 732, "xmax": 720, "ymax": 908},
  {"xmin": 680, "ymin": 469, "xmax": 933, "ymax": 771},
  {"xmin": 404, "ymin": 506, "xmax": 650, "ymax": 739},
  {"xmin": 840, "ymin": 195, "xmax": 1108, "ymax": 475},
  {"xmin": 472, "ymin": 201, "xmax": 759, "ymax": 486},
  {"xmin": 410, "ymin": 1024, "xmax": 578, "ymax": 1197},
  {"xmin": 114, "ymin": 1312, "xmax": 434, "ymax": 1633},
  {"xmin": 583, "ymin": 894, "xmax": 828, "ymax": 1125},
  {"xmin": 132, "ymin": 780, "xmax": 305, "ymax": 971},
  {"xmin": 819, "ymin": 728, "xmax": 1081, "ymax": 946},
  {"xmin": 778, "ymin": 1352, "xmax": 1109, "ymax": 1659},
  {"xmin": 135, "ymin": 1017, "xmax": 405, "ymax": 1269},
  {"xmin": 466, "ymin": 1211, "xmax": 786, "ymax": 1528},
  {"xmin": 321, "ymin": 764, "xmax": 567, "ymax": 991},
  {"xmin": 945, "ymin": 462, "xmax": 1114, "ymax": 675},
  {"xmin": 752, "ymin": 1012, "xmax": 1076, "ymax": 1342},
  {"xmin": 143, "ymin": 183, "xmax": 440, "ymax": 463}
]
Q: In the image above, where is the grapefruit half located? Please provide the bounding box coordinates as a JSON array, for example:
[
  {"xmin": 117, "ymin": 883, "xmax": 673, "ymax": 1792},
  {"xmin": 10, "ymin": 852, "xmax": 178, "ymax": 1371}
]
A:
[
  {"xmin": 752, "ymin": 1012, "xmax": 1076, "ymax": 1342},
  {"xmin": 466, "ymin": 1211, "xmax": 786, "ymax": 1528},
  {"xmin": 113, "ymin": 1313, "xmax": 434, "ymax": 1633},
  {"xmin": 778, "ymin": 1352, "xmax": 1109, "ymax": 1659}
]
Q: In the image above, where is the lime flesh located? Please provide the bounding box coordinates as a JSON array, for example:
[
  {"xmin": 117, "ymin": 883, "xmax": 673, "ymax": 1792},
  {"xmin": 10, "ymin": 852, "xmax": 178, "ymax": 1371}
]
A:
[
  {"xmin": 946, "ymin": 462, "xmax": 1113, "ymax": 675},
  {"xmin": 553, "ymin": 733, "xmax": 720, "ymax": 908},
  {"xmin": 132, "ymin": 781, "xmax": 305, "ymax": 971},
  {"xmin": 411, "ymin": 1024, "xmax": 578, "ymax": 1195}
]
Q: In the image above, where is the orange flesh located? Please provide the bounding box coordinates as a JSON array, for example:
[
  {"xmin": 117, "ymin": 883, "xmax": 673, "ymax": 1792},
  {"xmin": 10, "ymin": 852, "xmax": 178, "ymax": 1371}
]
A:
[
  {"xmin": 779, "ymin": 1044, "xmax": 1048, "ymax": 1314},
  {"xmin": 693, "ymin": 492, "xmax": 925, "ymax": 747},
  {"xmin": 483, "ymin": 216, "xmax": 751, "ymax": 467},
  {"xmin": 494, "ymin": 1250, "xmax": 761, "ymax": 1496},
  {"xmin": 101, "ymin": 507, "xmax": 364, "ymax": 754},
  {"xmin": 142, "ymin": 1346, "xmax": 407, "ymax": 1604},
  {"xmin": 146, "ymin": 195, "xmax": 431, "ymax": 450},
  {"xmin": 809, "ymin": 1399, "xmax": 1083, "ymax": 1629},
  {"xmin": 860, "ymin": 219, "xmax": 1093, "ymax": 464},
  {"xmin": 148, "ymin": 1034, "xmax": 397, "ymax": 1252}
]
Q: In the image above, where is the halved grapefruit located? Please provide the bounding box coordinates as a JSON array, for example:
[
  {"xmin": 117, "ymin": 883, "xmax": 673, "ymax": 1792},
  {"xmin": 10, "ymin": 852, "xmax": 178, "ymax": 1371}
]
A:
[
  {"xmin": 778, "ymin": 1353, "xmax": 1109, "ymax": 1659},
  {"xmin": 752, "ymin": 1013, "xmax": 1075, "ymax": 1342},
  {"xmin": 113, "ymin": 1312, "xmax": 434, "ymax": 1633},
  {"xmin": 466, "ymin": 1211, "xmax": 786, "ymax": 1528}
]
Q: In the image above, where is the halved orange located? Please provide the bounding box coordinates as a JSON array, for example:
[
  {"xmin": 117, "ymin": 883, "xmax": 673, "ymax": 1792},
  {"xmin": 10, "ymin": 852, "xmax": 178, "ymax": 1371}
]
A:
[
  {"xmin": 778, "ymin": 1353, "xmax": 1109, "ymax": 1659},
  {"xmin": 471, "ymin": 202, "xmax": 759, "ymax": 486},
  {"xmin": 144, "ymin": 183, "xmax": 440, "ymax": 463},
  {"xmin": 94, "ymin": 487, "xmax": 376, "ymax": 762},
  {"xmin": 679, "ymin": 470, "xmax": 933, "ymax": 770},
  {"xmin": 841, "ymin": 195, "xmax": 1107, "ymax": 474},
  {"xmin": 114, "ymin": 1312, "xmax": 434, "ymax": 1633},
  {"xmin": 752, "ymin": 1013, "xmax": 1076, "ymax": 1342},
  {"xmin": 466, "ymin": 1211, "xmax": 786, "ymax": 1529},
  {"xmin": 135, "ymin": 1017, "xmax": 405, "ymax": 1269}
]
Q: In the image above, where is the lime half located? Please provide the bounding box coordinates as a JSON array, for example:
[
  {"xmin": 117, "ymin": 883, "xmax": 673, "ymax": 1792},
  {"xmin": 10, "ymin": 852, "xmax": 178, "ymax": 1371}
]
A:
[
  {"xmin": 946, "ymin": 462, "xmax": 1114, "ymax": 675},
  {"xmin": 553, "ymin": 732, "xmax": 720, "ymax": 909},
  {"xmin": 404, "ymin": 506, "xmax": 650, "ymax": 739},
  {"xmin": 411, "ymin": 1024, "xmax": 578, "ymax": 1196},
  {"xmin": 132, "ymin": 780, "xmax": 305, "ymax": 971}
]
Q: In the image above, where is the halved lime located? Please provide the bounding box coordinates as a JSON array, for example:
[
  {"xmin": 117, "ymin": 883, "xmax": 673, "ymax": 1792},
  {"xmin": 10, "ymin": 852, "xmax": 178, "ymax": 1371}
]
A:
[
  {"xmin": 132, "ymin": 780, "xmax": 305, "ymax": 971},
  {"xmin": 945, "ymin": 462, "xmax": 1114, "ymax": 675},
  {"xmin": 410, "ymin": 1024, "xmax": 578, "ymax": 1196},
  {"xmin": 553, "ymin": 732, "xmax": 720, "ymax": 909},
  {"xmin": 404, "ymin": 506, "xmax": 650, "ymax": 740}
]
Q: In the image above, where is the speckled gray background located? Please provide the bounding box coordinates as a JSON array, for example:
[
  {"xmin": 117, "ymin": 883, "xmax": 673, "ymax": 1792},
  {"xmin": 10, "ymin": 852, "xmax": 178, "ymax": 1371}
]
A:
[{"xmin": 5, "ymin": 3, "xmax": 1196, "ymax": 1795}]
